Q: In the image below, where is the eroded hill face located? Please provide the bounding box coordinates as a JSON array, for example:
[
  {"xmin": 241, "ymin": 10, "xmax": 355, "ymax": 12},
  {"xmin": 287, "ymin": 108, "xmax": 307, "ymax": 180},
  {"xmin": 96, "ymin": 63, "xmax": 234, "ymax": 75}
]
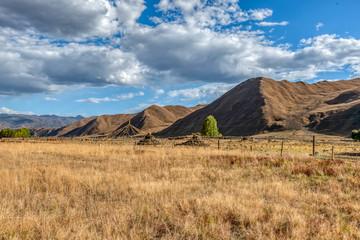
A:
[
  {"xmin": 261, "ymin": 78, "xmax": 360, "ymax": 133},
  {"xmin": 158, "ymin": 77, "xmax": 360, "ymax": 137}
]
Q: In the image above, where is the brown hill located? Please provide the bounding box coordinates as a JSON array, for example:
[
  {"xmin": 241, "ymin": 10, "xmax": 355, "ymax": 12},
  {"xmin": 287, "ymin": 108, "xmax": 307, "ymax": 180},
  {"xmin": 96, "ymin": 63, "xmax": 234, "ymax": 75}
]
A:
[
  {"xmin": 33, "ymin": 114, "xmax": 134, "ymax": 137},
  {"xmin": 32, "ymin": 105, "xmax": 205, "ymax": 137},
  {"xmin": 158, "ymin": 77, "xmax": 360, "ymax": 137},
  {"xmin": 115, "ymin": 104, "xmax": 205, "ymax": 133}
]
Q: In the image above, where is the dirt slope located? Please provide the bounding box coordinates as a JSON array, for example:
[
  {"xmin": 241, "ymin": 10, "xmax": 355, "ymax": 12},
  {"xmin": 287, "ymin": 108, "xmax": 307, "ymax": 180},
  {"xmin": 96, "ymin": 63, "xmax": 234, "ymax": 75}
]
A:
[{"xmin": 158, "ymin": 77, "xmax": 360, "ymax": 137}]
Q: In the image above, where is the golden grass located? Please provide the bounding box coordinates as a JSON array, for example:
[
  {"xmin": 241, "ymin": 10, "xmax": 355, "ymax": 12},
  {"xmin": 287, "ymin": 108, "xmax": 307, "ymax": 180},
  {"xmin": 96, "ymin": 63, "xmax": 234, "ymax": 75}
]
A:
[{"xmin": 0, "ymin": 142, "xmax": 359, "ymax": 239}]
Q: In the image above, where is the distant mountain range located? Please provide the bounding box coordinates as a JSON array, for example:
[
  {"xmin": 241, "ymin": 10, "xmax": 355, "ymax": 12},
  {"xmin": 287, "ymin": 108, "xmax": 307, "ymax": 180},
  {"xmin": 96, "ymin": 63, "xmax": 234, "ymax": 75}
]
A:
[
  {"xmin": 0, "ymin": 114, "xmax": 83, "ymax": 129},
  {"xmin": 30, "ymin": 77, "xmax": 360, "ymax": 137}
]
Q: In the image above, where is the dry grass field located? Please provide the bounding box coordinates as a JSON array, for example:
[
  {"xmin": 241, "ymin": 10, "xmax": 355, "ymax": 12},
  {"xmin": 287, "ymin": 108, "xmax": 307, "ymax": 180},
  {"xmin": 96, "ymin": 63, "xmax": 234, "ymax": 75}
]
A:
[{"xmin": 0, "ymin": 140, "xmax": 360, "ymax": 239}]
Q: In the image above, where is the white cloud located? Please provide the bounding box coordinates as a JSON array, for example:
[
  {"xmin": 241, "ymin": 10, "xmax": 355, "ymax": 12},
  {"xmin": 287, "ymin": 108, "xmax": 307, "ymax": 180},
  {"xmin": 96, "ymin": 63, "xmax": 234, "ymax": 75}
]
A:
[
  {"xmin": 350, "ymin": 64, "xmax": 360, "ymax": 78},
  {"xmin": 0, "ymin": 0, "xmax": 118, "ymax": 39},
  {"xmin": 0, "ymin": 107, "xmax": 34, "ymax": 115},
  {"xmin": 248, "ymin": 9, "xmax": 273, "ymax": 21},
  {"xmin": 0, "ymin": 29, "xmax": 148, "ymax": 95},
  {"xmin": 117, "ymin": 91, "xmax": 144, "ymax": 100},
  {"xmin": 75, "ymin": 97, "xmax": 119, "ymax": 104},
  {"xmin": 44, "ymin": 97, "xmax": 58, "ymax": 101},
  {"xmin": 316, "ymin": 22, "xmax": 324, "ymax": 31},
  {"xmin": 155, "ymin": 89, "xmax": 165, "ymax": 95},
  {"xmin": 75, "ymin": 91, "xmax": 144, "ymax": 104},
  {"xmin": 115, "ymin": 0, "xmax": 146, "ymax": 29},
  {"xmin": 256, "ymin": 21, "xmax": 289, "ymax": 27},
  {"xmin": 0, "ymin": 0, "xmax": 360, "ymax": 99},
  {"xmin": 168, "ymin": 83, "xmax": 236, "ymax": 101},
  {"xmin": 0, "ymin": 0, "xmax": 146, "ymax": 39},
  {"xmin": 124, "ymin": 103, "xmax": 153, "ymax": 113}
]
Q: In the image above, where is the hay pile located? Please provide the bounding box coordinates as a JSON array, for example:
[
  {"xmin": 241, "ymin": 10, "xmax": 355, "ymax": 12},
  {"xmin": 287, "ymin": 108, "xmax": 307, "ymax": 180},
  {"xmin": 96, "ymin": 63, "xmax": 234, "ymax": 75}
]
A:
[
  {"xmin": 178, "ymin": 135, "xmax": 208, "ymax": 147},
  {"xmin": 137, "ymin": 133, "xmax": 161, "ymax": 145}
]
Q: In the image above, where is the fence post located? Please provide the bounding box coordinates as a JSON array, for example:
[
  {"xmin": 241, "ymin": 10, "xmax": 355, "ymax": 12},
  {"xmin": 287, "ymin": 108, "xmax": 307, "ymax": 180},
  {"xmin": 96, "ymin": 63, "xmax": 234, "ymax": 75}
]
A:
[
  {"xmin": 218, "ymin": 139, "xmax": 220, "ymax": 150},
  {"xmin": 332, "ymin": 146, "xmax": 334, "ymax": 160},
  {"xmin": 281, "ymin": 141, "xmax": 284, "ymax": 157},
  {"xmin": 228, "ymin": 140, "xmax": 231, "ymax": 150},
  {"xmin": 312, "ymin": 135, "xmax": 316, "ymax": 156}
]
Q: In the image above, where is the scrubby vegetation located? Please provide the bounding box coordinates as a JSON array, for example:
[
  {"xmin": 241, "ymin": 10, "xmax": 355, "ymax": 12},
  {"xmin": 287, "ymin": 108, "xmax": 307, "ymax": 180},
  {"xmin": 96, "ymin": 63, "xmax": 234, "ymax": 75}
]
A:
[
  {"xmin": 0, "ymin": 141, "xmax": 359, "ymax": 239},
  {"xmin": 0, "ymin": 128, "xmax": 30, "ymax": 138},
  {"xmin": 351, "ymin": 129, "xmax": 360, "ymax": 141}
]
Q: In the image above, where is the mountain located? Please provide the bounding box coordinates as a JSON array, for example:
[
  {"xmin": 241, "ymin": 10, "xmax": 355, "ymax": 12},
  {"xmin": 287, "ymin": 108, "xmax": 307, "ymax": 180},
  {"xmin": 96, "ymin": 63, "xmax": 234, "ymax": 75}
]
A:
[
  {"xmin": 158, "ymin": 77, "xmax": 360, "ymax": 137},
  {"xmin": 0, "ymin": 114, "xmax": 83, "ymax": 129},
  {"xmin": 32, "ymin": 105, "xmax": 205, "ymax": 137},
  {"xmin": 116, "ymin": 105, "xmax": 206, "ymax": 133}
]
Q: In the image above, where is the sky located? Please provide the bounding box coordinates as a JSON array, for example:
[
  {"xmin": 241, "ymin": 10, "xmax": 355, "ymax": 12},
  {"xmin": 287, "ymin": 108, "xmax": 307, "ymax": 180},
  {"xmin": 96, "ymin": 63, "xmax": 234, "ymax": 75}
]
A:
[{"xmin": 0, "ymin": 0, "xmax": 360, "ymax": 117}]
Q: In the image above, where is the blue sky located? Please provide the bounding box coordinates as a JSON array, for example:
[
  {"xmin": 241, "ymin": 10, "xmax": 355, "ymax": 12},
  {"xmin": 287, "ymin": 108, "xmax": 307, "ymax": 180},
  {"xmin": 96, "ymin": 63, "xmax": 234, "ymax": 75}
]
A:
[{"xmin": 0, "ymin": 0, "xmax": 359, "ymax": 116}]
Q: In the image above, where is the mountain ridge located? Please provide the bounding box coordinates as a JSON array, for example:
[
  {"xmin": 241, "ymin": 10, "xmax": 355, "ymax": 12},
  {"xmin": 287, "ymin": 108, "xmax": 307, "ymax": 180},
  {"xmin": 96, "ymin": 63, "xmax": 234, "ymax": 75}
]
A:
[
  {"xmin": 0, "ymin": 113, "xmax": 83, "ymax": 129},
  {"xmin": 158, "ymin": 77, "xmax": 360, "ymax": 137},
  {"xmin": 32, "ymin": 105, "xmax": 206, "ymax": 137}
]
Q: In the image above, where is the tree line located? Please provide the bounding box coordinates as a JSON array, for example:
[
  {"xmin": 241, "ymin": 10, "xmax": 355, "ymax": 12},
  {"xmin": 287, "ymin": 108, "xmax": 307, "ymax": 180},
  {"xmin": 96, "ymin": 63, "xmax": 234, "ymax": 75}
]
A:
[{"xmin": 0, "ymin": 128, "xmax": 31, "ymax": 138}]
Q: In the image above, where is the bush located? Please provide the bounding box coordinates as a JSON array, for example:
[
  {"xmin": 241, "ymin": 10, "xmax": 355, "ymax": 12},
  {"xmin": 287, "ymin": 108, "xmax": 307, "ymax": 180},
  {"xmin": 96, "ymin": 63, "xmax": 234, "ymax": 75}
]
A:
[
  {"xmin": 201, "ymin": 115, "xmax": 220, "ymax": 137},
  {"xmin": 0, "ymin": 128, "xmax": 15, "ymax": 138},
  {"xmin": 351, "ymin": 129, "xmax": 360, "ymax": 142},
  {"xmin": 15, "ymin": 128, "xmax": 31, "ymax": 138},
  {"xmin": 0, "ymin": 128, "xmax": 30, "ymax": 138}
]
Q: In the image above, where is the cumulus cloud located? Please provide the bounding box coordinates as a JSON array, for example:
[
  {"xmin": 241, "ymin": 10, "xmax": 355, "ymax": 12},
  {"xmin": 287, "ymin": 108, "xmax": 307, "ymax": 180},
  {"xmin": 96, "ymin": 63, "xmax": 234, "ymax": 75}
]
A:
[
  {"xmin": 0, "ymin": 107, "xmax": 34, "ymax": 115},
  {"xmin": 256, "ymin": 21, "xmax": 289, "ymax": 27},
  {"xmin": 0, "ymin": 0, "xmax": 118, "ymax": 39},
  {"xmin": 155, "ymin": 0, "xmax": 274, "ymax": 28},
  {"xmin": 0, "ymin": 0, "xmax": 146, "ymax": 39},
  {"xmin": 0, "ymin": 0, "xmax": 360, "ymax": 98},
  {"xmin": 75, "ymin": 91, "xmax": 144, "ymax": 104},
  {"xmin": 0, "ymin": 29, "xmax": 148, "ymax": 95},
  {"xmin": 168, "ymin": 83, "xmax": 236, "ymax": 101}
]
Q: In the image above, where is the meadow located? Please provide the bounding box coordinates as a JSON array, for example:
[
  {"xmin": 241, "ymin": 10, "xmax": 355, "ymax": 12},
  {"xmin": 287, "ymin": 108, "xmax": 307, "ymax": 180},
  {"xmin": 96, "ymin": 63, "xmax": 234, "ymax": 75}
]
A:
[{"xmin": 0, "ymin": 138, "xmax": 359, "ymax": 239}]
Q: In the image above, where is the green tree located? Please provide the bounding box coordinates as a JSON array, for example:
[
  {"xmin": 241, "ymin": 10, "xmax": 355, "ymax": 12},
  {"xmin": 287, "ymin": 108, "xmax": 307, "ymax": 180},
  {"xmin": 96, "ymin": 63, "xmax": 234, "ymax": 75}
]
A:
[
  {"xmin": 201, "ymin": 115, "xmax": 220, "ymax": 137},
  {"xmin": 15, "ymin": 128, "xmax": 30, "ymax": 138},
  {"xmin": 0, "ymin": 128, "xmax": 16, "ymax": 138},
  {"xmin": 351, "ymin": 129, "xmax": 360, "ymax": 142},
  {"xmin": 0, "ymin": 128, "xmax": 30, "ymax": 138}
]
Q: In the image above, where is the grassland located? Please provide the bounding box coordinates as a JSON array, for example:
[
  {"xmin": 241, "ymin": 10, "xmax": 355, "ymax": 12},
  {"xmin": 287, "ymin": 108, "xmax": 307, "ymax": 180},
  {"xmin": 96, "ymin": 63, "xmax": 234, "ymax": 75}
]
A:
[{"xmin": 0, "ymin": 140, "xmax": 360, "ymax": 239}]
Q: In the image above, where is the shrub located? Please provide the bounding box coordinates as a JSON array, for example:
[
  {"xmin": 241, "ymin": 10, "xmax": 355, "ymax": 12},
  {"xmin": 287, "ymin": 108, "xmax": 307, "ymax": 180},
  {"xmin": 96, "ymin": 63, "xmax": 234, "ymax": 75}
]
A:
[
  {"xmin": 15, "ymin": 128, "xmax": 31, "ymax": 138},
  {"xmin": 201, "ymin": 115, "xmax": 220, "ymax": 137},
  {"xmin": 351, "ymin": 129, "xmax": 360, "ymax": 142},
  {"xmin": 0, "ymin": 128, "xmax": 15, "ymax": 138},
  {"xmin": 0, "ymin": 128, "xmax": 30, "ymax": 138}
]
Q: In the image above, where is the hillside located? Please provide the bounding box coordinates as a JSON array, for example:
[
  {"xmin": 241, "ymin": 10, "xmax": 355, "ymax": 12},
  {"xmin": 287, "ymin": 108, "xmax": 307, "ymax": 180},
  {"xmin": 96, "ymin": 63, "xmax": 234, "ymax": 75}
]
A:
[
  {"xmin": 158, "ymin": 77, "xmax": 360, "ymax": 137},
  {"xmin": 0, "ymin": 114, "xmax": 83, "ymax": 129},
  {"xmin": 33, "ymin": 105, "xmax": 205, "ymax": 137},
  {"xmin": 33, "ymin": 114, "xmax": 135, "ymax": 137},
  {"xmin": 116, "ymin": 105, "xmax": 205, "ymax": 133}
]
